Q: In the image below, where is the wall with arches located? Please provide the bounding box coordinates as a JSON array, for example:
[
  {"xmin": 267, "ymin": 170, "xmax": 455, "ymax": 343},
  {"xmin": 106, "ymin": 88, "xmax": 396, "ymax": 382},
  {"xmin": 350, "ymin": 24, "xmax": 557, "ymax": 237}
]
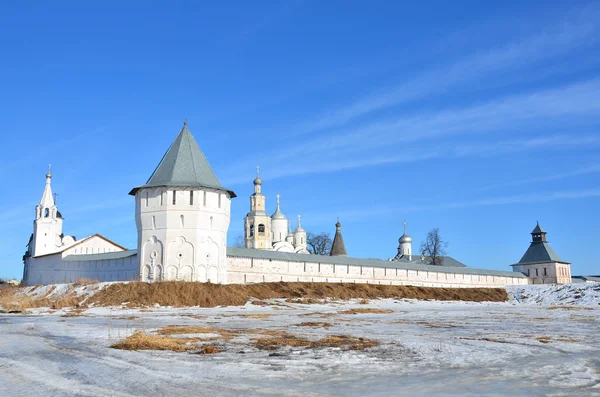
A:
[{"xmin": 134, "ymin": 185, "xmax": 232, "ymax": 284}]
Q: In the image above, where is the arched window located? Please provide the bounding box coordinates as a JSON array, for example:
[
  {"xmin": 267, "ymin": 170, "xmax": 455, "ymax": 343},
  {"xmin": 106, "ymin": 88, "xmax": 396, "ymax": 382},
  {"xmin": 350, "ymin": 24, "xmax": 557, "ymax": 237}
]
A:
[
  {"xmin": 249, "ymin": 224, "xmax": 254, "ymax": 237},
  {"xmin": 258, "ymin": 224, "xmax": 265, "ymax": 235},
  {"xmin": 190, "ymin": 191, "xmax": 194, "ymax": 205},
  {"xmin": 44, "ymin": 208, "xmax": 49, "ymax": 217},
  {"xmin": 172, "ymin": 190, "xmax": 177, "ymax": 205}
]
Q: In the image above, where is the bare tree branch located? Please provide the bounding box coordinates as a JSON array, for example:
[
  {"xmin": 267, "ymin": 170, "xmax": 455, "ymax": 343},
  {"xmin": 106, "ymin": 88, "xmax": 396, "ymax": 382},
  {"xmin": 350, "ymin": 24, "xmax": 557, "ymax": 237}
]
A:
[
  {"xmin": 231, "ymin": 234, "xmax": 245, "ymax": 248},
  {"xmin": 419, "ymin": 228, "xmax": 448, "ymax": 266},
  {"xmin": 306, "ymin": 232, "xmax": 333, "ymax": 255}
]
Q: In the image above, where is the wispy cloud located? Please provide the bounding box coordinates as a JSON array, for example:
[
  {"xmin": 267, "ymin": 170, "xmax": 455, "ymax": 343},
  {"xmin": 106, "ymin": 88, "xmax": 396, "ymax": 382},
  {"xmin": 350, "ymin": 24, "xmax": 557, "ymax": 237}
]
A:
[
  {"xmin": 474, "ymin": 164, "xmax": 600, "ymax": 191},
  {"xmin": 221, "ymin": 77, "xmax": 600, "ymax": 184},
  {"xmin": 294, "ymin": 4, "xmax": 600, "ymax": 135}
]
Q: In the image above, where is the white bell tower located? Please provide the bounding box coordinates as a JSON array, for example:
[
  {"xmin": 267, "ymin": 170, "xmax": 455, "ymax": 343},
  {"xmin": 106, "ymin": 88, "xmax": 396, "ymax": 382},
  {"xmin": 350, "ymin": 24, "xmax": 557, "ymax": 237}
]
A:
[{"xmin": 31, "ymin": 166, "xmax": 64, "ymax": 257}]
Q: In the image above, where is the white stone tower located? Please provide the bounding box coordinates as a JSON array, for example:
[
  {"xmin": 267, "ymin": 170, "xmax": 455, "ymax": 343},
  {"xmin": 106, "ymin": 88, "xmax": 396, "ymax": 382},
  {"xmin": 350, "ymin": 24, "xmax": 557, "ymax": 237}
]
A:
[
  {"xmin": 244, "ymin": 168, "xmax": 272, "ymax": 249},
  {"xmin": 397, "ymin": 221, "xmax": 412, "ymax": 260},
  {"xmin": 30, "ymin": 166, "xmax": 64, "ymax": 257},
  {"xmin": 129, "ymin": 121, "xmax": 236, "ymax": 283},
  {"xmin": 271, "ymin": 194, "xmax": 289, "ymax": 244}
]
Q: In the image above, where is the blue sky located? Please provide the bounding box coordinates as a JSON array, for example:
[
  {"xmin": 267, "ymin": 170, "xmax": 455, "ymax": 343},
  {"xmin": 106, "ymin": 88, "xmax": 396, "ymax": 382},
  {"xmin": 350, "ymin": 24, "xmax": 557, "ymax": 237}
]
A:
[{"xmin": 1, "ymin": 1, "xmax": 599, "ymax": 279}]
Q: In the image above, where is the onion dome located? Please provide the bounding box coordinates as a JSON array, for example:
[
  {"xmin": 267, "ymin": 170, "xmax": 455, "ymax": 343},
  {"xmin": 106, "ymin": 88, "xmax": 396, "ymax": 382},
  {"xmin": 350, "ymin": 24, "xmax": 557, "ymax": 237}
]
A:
[{"xmin": 398, "ymin": 221, "xmax": 412, "ymax": 244}]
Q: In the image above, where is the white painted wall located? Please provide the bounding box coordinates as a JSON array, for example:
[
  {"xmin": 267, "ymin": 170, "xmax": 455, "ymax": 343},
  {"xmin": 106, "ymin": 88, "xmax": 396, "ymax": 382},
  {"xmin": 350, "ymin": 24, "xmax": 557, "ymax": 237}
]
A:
[
  {"xmin": 512, "ymin": 262, "xmax": 571, "ymax": 284},
  {"xmin": 226, "ymin": 256, "xmax": 529, "ymax": 288},
  {"xmin": 23, "ymin": 235, "xmax": 130, "ymax": 285},
  {"xmin": 135, "ymin": 187, "xmax": 231, "ymax": 283}
]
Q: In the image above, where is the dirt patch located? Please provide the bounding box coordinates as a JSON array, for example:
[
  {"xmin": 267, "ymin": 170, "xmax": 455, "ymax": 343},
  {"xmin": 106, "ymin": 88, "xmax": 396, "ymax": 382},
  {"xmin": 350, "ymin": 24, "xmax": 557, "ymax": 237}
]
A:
[
  {"xmin": 116, "ymin": 315, "xmax": 139, "ymax": 320},
  {"xmin": 239, "ymin": 314, "xmax": 272, "ymax": 319},
  {"xmin": 339, "ymin": 308, "xmax": 394, "ymax": 315},
  {"xmin": 61, "ymin": 309, "xmax": 86, "ymax": 318},
  {"xmin": 196, "ymin": 344, "xmax": 220, "ymax": 354},
  {"xmin": 252, "ymin": 333, "xmax": 378, "ymax": 351},
  {"xmin": 295, "ymin": 321, "xmax": 333, "ymax": 328},
  {"xmin": 548, "ymin": 306, "xmax": 594, "ymax": 311}
]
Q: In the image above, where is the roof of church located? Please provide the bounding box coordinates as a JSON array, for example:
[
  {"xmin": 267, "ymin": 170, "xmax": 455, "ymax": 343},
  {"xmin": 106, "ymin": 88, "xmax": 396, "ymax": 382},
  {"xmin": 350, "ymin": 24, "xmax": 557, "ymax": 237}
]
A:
[
  {"xmin": 226, "ymin": 247, "xmax": 525, "ymax": 278},
  {"xmin": 330, "ymin": 222, "xmax": 347, "ymax": 256},
  {"xmin": 513, "ymin": 241, "xmax": 568, "ymax": 265},
  {"xmin": 129, "ymin": 122, "xmax": 236, "ymax": 197}
]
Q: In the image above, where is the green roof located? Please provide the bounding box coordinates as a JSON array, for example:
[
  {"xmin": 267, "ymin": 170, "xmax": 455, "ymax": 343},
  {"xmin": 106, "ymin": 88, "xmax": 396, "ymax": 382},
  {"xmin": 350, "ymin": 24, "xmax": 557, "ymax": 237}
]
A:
[
  {"xmin": 514, "ymin": 241, "xmax": 568, "ymax": 265},
  {"xmin": 227, "ymin": 247, "xmax": 526, "ymax": 278},
  {"xmin": 129, "ymin": 122, "xmax": 235, "ymax": 197}
]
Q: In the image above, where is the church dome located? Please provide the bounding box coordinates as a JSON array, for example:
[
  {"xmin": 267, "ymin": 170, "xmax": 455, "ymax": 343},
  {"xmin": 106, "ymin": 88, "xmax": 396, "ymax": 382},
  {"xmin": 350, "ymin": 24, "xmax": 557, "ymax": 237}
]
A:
[
  {"xmin": 253, "ymin": 176, "xmax": 262, "ymax": 186},
  {"xmin": 398, "ymin": 234, "xmax": 412, "ymax": 244},
  {"xmin": 271, "ymin": 207, "xmax": 287, "ymax": 220}
]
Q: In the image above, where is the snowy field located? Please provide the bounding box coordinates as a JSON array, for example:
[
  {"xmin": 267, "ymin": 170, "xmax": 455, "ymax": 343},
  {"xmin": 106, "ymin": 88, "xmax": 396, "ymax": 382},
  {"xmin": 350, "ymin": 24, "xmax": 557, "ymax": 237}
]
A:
[{"xmin": 1, "ymin": 283, "xmax": 600, "ymax": 397}]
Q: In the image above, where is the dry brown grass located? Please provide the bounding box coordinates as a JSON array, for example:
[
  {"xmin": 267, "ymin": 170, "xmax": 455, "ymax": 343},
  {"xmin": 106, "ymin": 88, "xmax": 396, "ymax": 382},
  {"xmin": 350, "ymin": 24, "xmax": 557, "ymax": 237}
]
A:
[
  {"xmin": 295, "ymin": 322, "xmax": 333, "ymax": 328},
  {"xmin": 89, "ymin": 282, "xmax": 508, "ymax": 308},
  {"xmin": 73, "ymin": 278, "xmax": 99, "ymax": 287},
  {"xmin": 156, "ymin": 325, "xmax": 240, "ymax": 340},
  {"xmin": 196, "ymin": 344, "xmax": 220, "ymax": 354},
  {"xmin": 252, "ymin": 333, "xmax": 378, "ymax": 351},
  {"xmin": 548, "ymin": 305, "xmax": 593, "ymax": 311},
  {"xmin": 339, "ymin": 308, "xmax": 394, "ymax": 315},
  {"xmin": 240, "ymin": 313, "xmax": 272, "ymax": 319},
  {"xmin": 110, "ymin": 332, "xmax": 200, "ymax": 352},
  {"xmin": 0, "ymin": 286, "xmax": 81, "ymax": 312},
  {"xmin": 1, "ymin": 281, "xmax": 509, "ymax": 311}
]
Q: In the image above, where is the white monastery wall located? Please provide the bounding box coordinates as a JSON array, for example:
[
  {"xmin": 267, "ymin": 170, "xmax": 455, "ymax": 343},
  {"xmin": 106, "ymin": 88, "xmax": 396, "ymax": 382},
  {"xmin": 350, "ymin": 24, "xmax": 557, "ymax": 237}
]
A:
[
  {"xmin": 226, "ymin": 256, "xmax": 529, "ymax": 288},
  {"xmin": 24, "ymin": 254, "xmax": 138, "ymax": 285}
]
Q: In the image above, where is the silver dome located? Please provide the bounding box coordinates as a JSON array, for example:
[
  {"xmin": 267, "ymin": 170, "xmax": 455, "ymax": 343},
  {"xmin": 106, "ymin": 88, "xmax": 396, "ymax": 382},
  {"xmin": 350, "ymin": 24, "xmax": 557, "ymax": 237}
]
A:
[
  {"xmin": 398, "ymin": 234, "xmax": 412, "ymax": 244},
  {"xmin": 271, "ymin": 207, "xmax": 287, "ymax": 220}
]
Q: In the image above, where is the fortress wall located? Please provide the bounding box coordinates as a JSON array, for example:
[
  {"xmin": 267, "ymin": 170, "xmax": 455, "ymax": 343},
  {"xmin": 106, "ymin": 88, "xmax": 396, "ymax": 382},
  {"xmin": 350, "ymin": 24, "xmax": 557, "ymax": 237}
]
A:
[
  {"xmin": 226, "ymin": 256, "xmax": 529, "ymax": 288},
  {"xmin": 24, "ymin": 255, "xmax": 139, "ymax": 285}
]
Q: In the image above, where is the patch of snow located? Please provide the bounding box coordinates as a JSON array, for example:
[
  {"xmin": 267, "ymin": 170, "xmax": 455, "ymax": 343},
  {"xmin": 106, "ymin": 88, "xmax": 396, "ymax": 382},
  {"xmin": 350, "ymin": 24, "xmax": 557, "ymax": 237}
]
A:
[{"xmin": 507, "ymin": 282, "xmax": 600, "ymax": 306}]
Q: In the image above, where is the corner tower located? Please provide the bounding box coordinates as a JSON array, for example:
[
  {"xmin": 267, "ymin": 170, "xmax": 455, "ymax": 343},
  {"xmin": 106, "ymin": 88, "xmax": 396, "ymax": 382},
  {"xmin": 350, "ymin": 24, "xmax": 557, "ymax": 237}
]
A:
[
  {"xmin": 30, "ymin": 166, "xmax": 63, "ymax": 257},
  {"xmin": 511, "ymin": 222, "xmax": 571, "ymax": 284},
  {"xmin": 129, "ymin": 121, "xmax": 236, "ymax": 283}
]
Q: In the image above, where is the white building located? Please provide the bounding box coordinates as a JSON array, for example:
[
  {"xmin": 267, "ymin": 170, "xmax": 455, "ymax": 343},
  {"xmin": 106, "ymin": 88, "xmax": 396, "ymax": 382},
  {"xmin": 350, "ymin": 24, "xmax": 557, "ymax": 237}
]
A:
[{"xmin": 22, "ymin": 122, "xmax": 540, "ymax": 288}]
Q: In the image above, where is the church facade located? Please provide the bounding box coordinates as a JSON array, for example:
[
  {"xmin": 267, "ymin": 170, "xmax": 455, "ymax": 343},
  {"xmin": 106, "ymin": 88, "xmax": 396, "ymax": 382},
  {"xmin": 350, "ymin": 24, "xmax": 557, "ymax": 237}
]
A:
[
  {"xmin": 22, "ymin": 122, "xmax": 563, "ymax": 287},
  {"xmin": 243, "ymin": 172, "xmax": 309, "ymax": 254}
]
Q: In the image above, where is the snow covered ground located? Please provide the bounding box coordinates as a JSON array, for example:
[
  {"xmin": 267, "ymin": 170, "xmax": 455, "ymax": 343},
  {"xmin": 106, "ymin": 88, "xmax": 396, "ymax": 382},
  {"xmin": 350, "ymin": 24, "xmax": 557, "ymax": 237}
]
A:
[{"xmin": 1, "ymin": 284, "xmax": 600, "ymax": 396}]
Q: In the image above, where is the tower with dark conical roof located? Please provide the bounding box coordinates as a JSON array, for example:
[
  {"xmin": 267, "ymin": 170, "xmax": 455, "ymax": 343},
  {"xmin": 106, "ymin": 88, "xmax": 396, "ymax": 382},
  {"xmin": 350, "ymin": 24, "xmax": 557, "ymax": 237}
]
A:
[
  {"xmin": 130, "ymin": 121, "xmax": 236, "ymax": 283},
  {"xmin": 511, "ymin": 222, "xmax": 571, "ymax": 284},
  {"xmin": 329, "ymin": 220, "xmax": 348, "ymax": 257}
]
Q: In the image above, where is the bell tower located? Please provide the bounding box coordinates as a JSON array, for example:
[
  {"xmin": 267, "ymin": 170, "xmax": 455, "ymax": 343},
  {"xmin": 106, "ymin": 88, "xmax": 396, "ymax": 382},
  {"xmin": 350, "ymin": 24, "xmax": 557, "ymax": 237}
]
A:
[
  {"xmin": 244, "ymin": 167, "xmax": 272, "ymax": 249},
  {"xmin": 31, "ymin": 166, "xmax": 63, "ymax": 257}
]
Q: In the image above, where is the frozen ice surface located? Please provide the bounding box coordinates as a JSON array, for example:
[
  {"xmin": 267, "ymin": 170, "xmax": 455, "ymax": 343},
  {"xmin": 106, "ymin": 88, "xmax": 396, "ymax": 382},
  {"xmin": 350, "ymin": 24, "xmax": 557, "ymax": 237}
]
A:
[{"xmin": 1, "ymin": 284, "xmax": 599, "ymax": 396}]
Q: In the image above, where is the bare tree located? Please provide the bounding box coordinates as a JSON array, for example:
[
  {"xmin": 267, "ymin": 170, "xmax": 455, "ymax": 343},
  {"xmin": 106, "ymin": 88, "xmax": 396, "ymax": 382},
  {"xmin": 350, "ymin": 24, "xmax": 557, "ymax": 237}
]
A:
[
  {"xmin": 231, "ymin": 234, "xmax": 245, "ymax": 248},
  {"xmin": 420, "ymin": 228, "xmax": 448, "ymax": 266},
  {"xmin": 306, "ymin": 232, "xmax": 333, "ymax": 255}
]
